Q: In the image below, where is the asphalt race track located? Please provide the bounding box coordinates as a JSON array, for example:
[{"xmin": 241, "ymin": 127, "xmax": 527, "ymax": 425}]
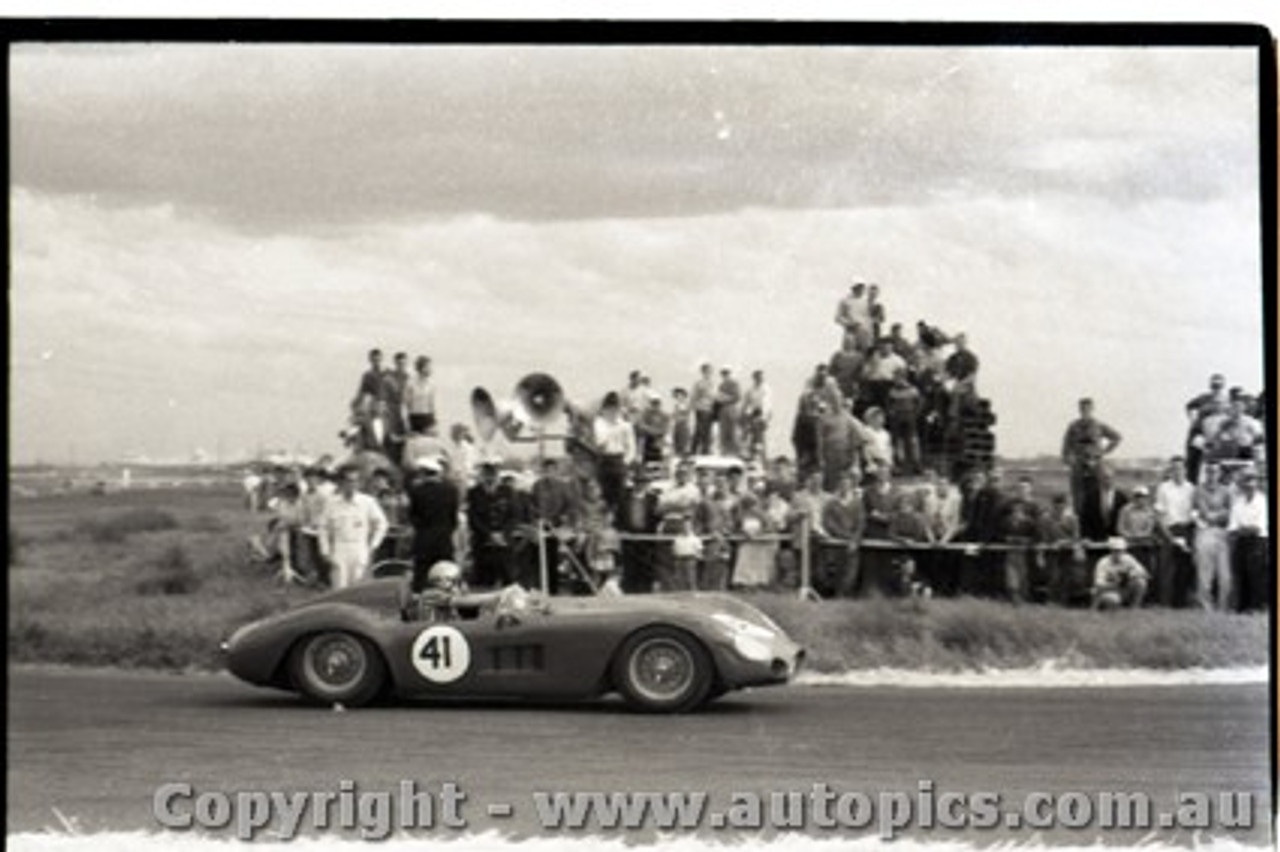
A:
[{"xmin": 8, "ymin": 666, "xmax": 1271, "ymax": 845}]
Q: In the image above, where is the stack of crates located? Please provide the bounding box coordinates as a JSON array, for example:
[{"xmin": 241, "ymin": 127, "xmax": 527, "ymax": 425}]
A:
[{"xmin": 943, "ymin": 396, "xmax": 997, "ymax": 481}]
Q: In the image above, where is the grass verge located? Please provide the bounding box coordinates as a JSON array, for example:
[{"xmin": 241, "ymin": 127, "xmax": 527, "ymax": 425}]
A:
[{"xmin": 749, "ymin": 594, "xmax": 1269, "ymax": 673}]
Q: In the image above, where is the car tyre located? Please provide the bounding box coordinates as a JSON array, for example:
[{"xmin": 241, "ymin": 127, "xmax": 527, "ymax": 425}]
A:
[
  {"xmin": 289, "ymin": 631, "xmax": 386, "ymax": 707},
  {"xmin": 612, "ymin": 627, "xmax": 713, "ymax": 713}
]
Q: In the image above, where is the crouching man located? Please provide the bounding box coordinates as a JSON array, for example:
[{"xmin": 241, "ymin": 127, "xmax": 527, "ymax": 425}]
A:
[{"xmin": 1092, "ymin": 536, "xmax": 1150, "ymax": 610}]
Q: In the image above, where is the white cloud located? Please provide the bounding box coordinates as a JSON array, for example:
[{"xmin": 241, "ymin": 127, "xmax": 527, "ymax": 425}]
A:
[
  {"xmin": 8, "ymin": 42, "xmax": 1265, "ymax": 464},
  {"xmin": 10, "ymin": 45, "xmax": 1260, "ymax": 229},
  {"xmin": 10, "ymin": 182, "xmax": 1263, "ymax": 463}
]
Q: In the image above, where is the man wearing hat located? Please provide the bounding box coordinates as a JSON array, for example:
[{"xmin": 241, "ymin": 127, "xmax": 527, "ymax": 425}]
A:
[
  {"xmin": 466, "ymin": 462, "xmax": 515, "ymax": 589},
  {"xmin": 1092, "ymin": 537, "xmax": 1150, "ymax": 610},
  {"xmin": 405, "ymin": 456, "xmax": 460, "ymax": 593},
  {"xmin": 1117, "ymin": 484, "xmax": 1159, "ymax": 580},
  {"xmin": 1229, "ymin": 468, "xmax": 1269, "ymax": 611},
  {"xmin": 407, "ymin": 419, "xmax": 458, "ymax": 478}
]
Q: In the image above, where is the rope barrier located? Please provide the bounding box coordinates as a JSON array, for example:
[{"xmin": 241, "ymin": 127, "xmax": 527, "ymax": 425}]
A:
[{"xmin": 610, "ymin": 529, "xmax": 1162, "ymax": 553}]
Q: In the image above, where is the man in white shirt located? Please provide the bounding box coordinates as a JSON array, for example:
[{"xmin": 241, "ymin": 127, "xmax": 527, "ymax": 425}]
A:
[
  {"xmin": 318, "ymin": 464, "xmax": 390, "ymax": 590},
  {"xmin": 1229, "ymin": 469, "xmax": 1269, "ymax": 611},
  {"xmin": 861, "ymin": 407, "xmax": 894, "ymax": 480},
  {"xmin": 790, "ymin": 472, "xmax": 830, "ymax": 538},
  {"xmin": 298, "ymin": 466, "xmax": 333, "ymax": 586},
  {"xmin": 620, "ymin": 371, "xmax": 645, "ymax": 424},
  {"xmin": 242, "ymin": 468, "xmax": 263, "ymax": 512},
  {"xmin": 593, "ymin": 392, "xmax": 636, "ymax": 511},
  {"xmin": 1207, "ymin": 396, "xmax": 1266, "ymax": 465},
  {"xmin": 653, "ymin": 463, "xmax": 703, "ymax": 591},
  {"xmin": 403, "ymin": 356, "xmax": 437, "ymax": 434},
  {"xmin": 834, "ymin": 280, "xmax": 872, "ymax": 351},
  {"xmin": 1154, "ymin": 457, "xmax": 1196, "ymax": 607},
  {"xmin": 923, "ymin": 470, "xmax": 963, "ymax": 544},
  {"xmin": 862, "ymin": 338, "xmax": 908, "ymax": 414},
  {"xmin": 657, "ymin": 463, "xmax": 702, "ymax": 522}
]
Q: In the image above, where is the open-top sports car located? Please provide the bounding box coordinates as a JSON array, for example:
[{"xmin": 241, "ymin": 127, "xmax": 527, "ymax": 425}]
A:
[{"xmin": 221, "ymin": 580, "xmax": 803, "ymax": 713}]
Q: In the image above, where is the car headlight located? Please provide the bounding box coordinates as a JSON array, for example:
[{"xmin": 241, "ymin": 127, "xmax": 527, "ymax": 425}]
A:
[
  {"xmin": 711, "ymin": 613, "xmax": 780, "ymax": 663},
  {"xmin": 731, "ymin": 634, "xmax": 775, "ymax": 662},
  {"xmin": 712, "ymin": 612, "xmax": 776, "ymax": 642}
]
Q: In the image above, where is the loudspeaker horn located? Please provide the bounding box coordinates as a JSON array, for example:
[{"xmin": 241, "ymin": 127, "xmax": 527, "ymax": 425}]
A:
[{"xmin": 514, "ymin": 372, "xmax": 565, "ymax": 424}]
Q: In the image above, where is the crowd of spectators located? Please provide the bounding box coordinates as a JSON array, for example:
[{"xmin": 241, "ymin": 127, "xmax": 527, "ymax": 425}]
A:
[
  {"xmin": 244, "ymin": 297, "xmax": 1268, "ymax": 614},
  {"xmin": 1055, "ymin": 380, "xmax": 1269, "ymax": 612},
  {"xmin": 793, "ymin": 280, "xmax": 989, "ymax": 486}
]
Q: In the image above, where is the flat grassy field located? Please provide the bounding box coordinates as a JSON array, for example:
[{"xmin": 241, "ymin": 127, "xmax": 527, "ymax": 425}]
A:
[
  {"xmin": 8, "ymin": 481, "xmax": 1267, "ymax": 673},
  {"xmin": 9, "ymin": 484, "xmax": 313, "ymax": 669}
]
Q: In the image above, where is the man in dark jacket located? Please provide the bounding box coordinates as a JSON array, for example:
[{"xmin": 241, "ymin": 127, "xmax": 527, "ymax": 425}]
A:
[
  {"xmin": 958, "ymin": 467, "xmax": 1006, "ymax": 596},
  {"xmin": 405, "ymin": 457, "xmax": 460, "ymax": 593},
  {"xmin": 998, "ymin": 476, "xmax": 1046, "ymax": 602},
  {"xmin": 819, "ymin": 471, "xmax": 866, "ymax": 597},
  {"xmin": 466, "ymin": 462, "xmax": 514, "ymax": 588},
  {"xmin": 529, "ymin": 458, "xmax": 581, "ymax": 594},
  {"xmin": 1080, "ymin": 464, "xmax": 1128, "ymax": 542}
]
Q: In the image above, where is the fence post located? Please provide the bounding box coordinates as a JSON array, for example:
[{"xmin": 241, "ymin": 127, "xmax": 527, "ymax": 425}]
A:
[
  {"xmin": 798, "ymin": 515, "xmax": 821, "ymax": 602},
  {"xmin": 537, "ymin": 522, "xmax": 549, "ymax": 596}
]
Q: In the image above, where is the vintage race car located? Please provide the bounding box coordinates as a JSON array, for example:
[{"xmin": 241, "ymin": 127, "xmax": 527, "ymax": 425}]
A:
[{"xmin": 221, "ymin": 580, "xmax": 804, "ymax": 713}]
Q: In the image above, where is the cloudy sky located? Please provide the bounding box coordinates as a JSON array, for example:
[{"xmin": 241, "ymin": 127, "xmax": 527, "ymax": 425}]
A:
[{"xmin": 10, "ymin": 39, "xmax": 1266, "ymax": 464}]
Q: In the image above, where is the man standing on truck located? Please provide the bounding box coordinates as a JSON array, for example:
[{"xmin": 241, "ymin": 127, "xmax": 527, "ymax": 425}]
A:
[{"xmin": 1061, "ymin": 397, "xmax": 1123, "ymax": 526}]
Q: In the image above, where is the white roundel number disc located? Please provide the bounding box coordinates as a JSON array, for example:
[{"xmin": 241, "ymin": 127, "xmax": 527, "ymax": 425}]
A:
[{"xmin": 411, "ymin": 626, "xmax": 471, "ymax": 683}]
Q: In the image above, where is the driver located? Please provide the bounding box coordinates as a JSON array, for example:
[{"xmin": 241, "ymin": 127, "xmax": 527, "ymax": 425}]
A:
[{"xmin": 416, "ymin": 560, "xmax": 547, "ymax": 624}]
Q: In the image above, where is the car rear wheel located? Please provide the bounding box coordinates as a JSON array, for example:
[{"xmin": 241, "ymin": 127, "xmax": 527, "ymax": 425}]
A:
[
  {"xmin": 612, "ymin": 627, "xmax": 713, "ymax": 713},
  {"xmin": 289, "ymin": 631, "xmax": 386, "ymax": 707}
]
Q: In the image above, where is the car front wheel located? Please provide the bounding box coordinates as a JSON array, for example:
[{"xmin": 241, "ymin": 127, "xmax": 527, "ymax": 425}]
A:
[
  {"xmin": 289, "ymin": 631, "xmax": 386, "ymax": 707},
  {"xmin": 612, "ymin": 627, "xmax": 713, "ymax": 713}
]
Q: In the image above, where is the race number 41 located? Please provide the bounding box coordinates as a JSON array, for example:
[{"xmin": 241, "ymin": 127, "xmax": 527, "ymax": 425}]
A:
[{"xmin": 411, "ymin": 626, "xmax": 471, "ymax": 683}]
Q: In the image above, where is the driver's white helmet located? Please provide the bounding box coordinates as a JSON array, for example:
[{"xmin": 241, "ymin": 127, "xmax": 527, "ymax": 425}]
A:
[{"xmin": 426, "ymin": 560, "xmax": 463, "ymax": 589}]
